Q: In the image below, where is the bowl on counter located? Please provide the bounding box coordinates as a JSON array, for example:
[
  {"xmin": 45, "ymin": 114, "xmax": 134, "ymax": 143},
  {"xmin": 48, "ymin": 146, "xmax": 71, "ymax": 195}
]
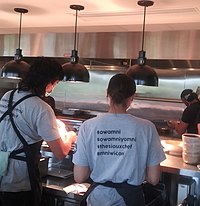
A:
[
  {"xmin": 182, "ymin": 142, "xmax": 200, "ymax": 153},
  {"xmin": 161, "ymin": 139, "xmax": 183, "ymax": 156},
  {"xmin": 182, "ymin": 133, "xmax": 200, "ymax": 143},
  {"xmin": 182, "ymin": 151, "xmax": 200, "ymax": 165},
  {"xmin": 182, "ymin": 133, "xmax": 200, "ymax": 165}
]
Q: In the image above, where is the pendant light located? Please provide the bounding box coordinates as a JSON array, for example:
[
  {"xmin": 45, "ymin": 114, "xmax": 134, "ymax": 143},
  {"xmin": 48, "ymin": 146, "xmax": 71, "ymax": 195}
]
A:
[
  {"xmin": 1, "ymin": 8, "xmax": 30, "ymax": 79},
  {"xmin": 126, "ymin": 0, "xmax": 158, "ymax": 86},
  {"xmin": 62, "ymin": 5, "xmax": 90, "ymax": 82}
]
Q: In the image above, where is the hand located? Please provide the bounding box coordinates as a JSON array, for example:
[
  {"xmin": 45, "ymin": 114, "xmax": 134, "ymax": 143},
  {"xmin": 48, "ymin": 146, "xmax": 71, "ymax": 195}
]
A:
[
  {"xmin": 65, "ymin": 131, "xmax": 77, "ymax": 153},
  {"xmin": 66, "ymin": 131, "xmax": 77, "ymax": 144},
  {"xmin": 56, "ymin": 119, "xmax": 68, "ymax": 141},
  {"xmin": 167, "ymin": 120, "xmax": 175, "ymax": 129}
]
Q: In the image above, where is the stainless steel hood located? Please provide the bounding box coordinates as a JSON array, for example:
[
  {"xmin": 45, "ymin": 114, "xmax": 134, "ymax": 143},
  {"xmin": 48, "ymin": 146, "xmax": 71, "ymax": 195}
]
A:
[
  {"xmin": 1, "ymin": 30, "xmax": 200, "ymax": 122},
  {"xmin": 1, "ymin": 30, "xmax": 200, "ymax": 60}
]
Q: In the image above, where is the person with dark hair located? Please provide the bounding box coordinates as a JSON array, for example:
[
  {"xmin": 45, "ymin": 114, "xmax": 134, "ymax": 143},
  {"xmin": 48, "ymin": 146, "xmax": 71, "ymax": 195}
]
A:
[
  {"xmin": 0, "ymin": 57, "xmax": 77, "ymax": 206},
  {"xmin": 72, "ymin": 73, "xmax": 165, "ymax": 206},
  {"xmin": 168, "ymin": 89, "xmax": 200, "ymax": 135}
]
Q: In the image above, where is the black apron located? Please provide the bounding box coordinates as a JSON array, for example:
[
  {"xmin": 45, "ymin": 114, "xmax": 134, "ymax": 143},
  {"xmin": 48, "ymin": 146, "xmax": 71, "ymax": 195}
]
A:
[
  {"xmin": 80, "ymin": 181, "xmax": 145, "ymax": 206},
  {"xmin": 0, "ymin": 89, "xmax": 42, "ymax": 206}
]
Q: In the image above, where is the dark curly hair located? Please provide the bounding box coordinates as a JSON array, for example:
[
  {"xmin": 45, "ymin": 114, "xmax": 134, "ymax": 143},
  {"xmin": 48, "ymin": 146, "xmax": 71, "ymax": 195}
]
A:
[
  {"xmin": 18, "ymin": 57, "xmax": 64, "ymax": 97},
  {"xmin": 107, "ymin": 73, "xmax": 136, "ymax": 105}
]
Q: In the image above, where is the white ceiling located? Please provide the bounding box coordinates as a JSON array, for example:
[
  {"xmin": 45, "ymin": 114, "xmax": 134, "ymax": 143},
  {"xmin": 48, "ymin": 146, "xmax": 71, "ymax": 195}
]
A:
[{"xmin": 0, "ymin": 0, "xmax": 200, "ymax": 34}]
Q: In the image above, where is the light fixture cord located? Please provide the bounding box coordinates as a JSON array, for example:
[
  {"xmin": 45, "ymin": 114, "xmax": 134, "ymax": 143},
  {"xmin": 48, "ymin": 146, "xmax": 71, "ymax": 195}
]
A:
[
  {"xmin": 74, "ymin": 9, "xmax": 78, "ymax": 50},
  {"xmin": 141, "ymin": 6, "xmax": 147, "ymax": 51},
  {"xmin": 18, "ymin": 12, "xmax": 23, "ymax": 49}
]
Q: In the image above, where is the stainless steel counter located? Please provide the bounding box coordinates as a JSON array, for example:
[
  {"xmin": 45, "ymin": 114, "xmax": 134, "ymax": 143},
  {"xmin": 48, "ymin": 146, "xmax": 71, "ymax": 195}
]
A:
[
  {"xmin": 42, "ymin": 175, "xmax": 82, "ymax": 205},
  {"xmin": 160, "ymin": 136, "xmax": 200, "ymax": 203},
  {"xmin": 41, "ymin": 136, "xmax": 200, "ymax": 205},
  {"xmin": 42, "ymin": 154, "xmax": 200, "ymax": 192},
  {"xmin": 161, "ymin": 153, "xmax": 200, "ymax": 178},
  {"xmin": 160, "ymin": 136, "xmax": 200, "ymax": 178}
]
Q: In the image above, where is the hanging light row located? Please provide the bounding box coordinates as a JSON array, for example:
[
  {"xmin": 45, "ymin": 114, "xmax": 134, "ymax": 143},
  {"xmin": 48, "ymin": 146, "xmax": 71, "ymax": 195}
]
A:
[
  {"xmin": 1, "ymin": 1, "xmax": 158, "ymax": 86},
  {"xmin": 1, "ymin": 5, "xmax": 90, "ymax": 83}
]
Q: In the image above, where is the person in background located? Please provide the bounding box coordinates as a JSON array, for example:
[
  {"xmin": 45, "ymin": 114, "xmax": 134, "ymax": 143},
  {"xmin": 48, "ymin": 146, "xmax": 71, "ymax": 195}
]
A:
[
  {"xmin": 0, "ymin": 57, "xmax": 77, "ymax": 206},
  {"xmin": 197, "ymin": 118, "xmax": 200, "ymax": 135},
  {"xmin": 43, "ymin": 95, "xmax": 56, "ymax": 114},
  {"xmin": 168, "ymin": 89, "xmax": 200, "ymax": 135},
  {"xmin": 72, "ymin": 73, "xmax": 166, "ymax": 206}
]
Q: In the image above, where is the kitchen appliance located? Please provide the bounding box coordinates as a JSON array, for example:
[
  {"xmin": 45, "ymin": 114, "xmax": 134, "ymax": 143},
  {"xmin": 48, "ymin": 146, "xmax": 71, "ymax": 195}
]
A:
[
  {"xmin": 178, "ymin": 195, "xmax": 199, "ymax": 206},
  {"xmin": 39, "ymin": 157, "xmax": 49, "ymax": 177},
  {"xmin": 177, "ymin": 178, "xmax": 196, "ymax": 205},
  {"xmin": 143, "ymin": 182, "xmax": 167, "ymax": 206},
  {"xmin": 47, "ymin": 167, "xmax": 73, "ymax": 179}
]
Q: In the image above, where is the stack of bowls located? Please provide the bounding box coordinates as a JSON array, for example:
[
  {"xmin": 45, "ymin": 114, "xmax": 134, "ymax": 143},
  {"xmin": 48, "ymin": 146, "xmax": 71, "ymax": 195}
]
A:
[{"xmin": 182, "ymin": 133, "xmax": 200, "ymax": 165}]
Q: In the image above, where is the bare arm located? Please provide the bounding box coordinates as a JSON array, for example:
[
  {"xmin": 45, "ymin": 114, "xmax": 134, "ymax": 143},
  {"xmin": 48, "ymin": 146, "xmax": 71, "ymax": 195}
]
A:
[
  {"xmin": 146, "ymin": 165, "xmax": 161, "ymax": 185},
  {"xmin": 173, "ymin": 120, "xmax": 188, "ymax": 135},
  {"xmin": 198, "ymin": 123, "xmax": 200, "ymax": 134},
  {"xmin": 168, "ymin": 120, "xmax": 188, "ymax": 135},
  {"xmin": 47, "ymin": 135, "xmax": 76, "ymax": 160},
  {"xmin": 73, "ymin": 165, "xmax": 90, "ymax": 183}
]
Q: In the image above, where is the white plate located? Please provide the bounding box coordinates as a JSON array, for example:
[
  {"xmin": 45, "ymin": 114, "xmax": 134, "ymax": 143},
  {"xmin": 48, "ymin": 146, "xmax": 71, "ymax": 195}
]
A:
[{"xmin": 161, "ymin": 140, "xmax": 183, "ymax": 156}]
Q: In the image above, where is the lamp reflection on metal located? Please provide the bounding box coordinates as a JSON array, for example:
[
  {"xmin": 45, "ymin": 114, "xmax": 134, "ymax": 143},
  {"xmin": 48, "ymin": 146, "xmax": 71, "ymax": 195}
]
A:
[
  {"xmin": 62, "ymin": 5, "xmax": 90, "ymax": 82},
  {"xmin": 126, "ymin": 0, "xmax": 158, "ymax": 87},
  {"xmin": 1, "ymin": 8, "xmax": 30, "ymax": 79}
]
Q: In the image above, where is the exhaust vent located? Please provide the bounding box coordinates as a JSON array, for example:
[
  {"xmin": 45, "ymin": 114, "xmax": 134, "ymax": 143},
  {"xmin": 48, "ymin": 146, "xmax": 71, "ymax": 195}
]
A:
[{"xmin": 77, "ymin": 7, "xmax": 198, "ymax": 18}]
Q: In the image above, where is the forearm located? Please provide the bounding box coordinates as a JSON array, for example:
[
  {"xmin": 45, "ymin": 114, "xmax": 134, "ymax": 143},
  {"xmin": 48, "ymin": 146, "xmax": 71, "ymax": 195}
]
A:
[
  {"xmin": 74, "ymin": 165, "xmax": 90, "ymax": 183},
  {"xmin": 47, "ymin": 138, "xmax": 75, "ymax": 160},
  {"xmin": 168, "ymin": 120, "xmax": 188, "ymax": 135},
  {"xmin": 198, "ymin": 124, "xmax": 200, "ymax": 134},
  {"xmin": 146, "ymin": 165, "xmax": 160, "ymax": 185}
]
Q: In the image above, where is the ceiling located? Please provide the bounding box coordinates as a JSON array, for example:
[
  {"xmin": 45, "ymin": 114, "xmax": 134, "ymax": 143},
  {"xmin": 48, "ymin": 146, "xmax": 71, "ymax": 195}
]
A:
[{"xmin": 0, "ymin": 0, "xmax": 200, "ymax": 34}]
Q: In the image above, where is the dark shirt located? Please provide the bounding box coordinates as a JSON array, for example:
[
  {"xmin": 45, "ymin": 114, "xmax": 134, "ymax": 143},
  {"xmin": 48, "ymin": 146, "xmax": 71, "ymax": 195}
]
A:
[{"xmin": 182, "ymin": 101, "xmax": 200, "ymax": 134}]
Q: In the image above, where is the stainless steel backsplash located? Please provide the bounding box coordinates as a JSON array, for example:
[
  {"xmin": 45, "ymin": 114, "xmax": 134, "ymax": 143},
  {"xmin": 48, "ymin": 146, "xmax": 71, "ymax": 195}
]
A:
[
  {"xmin": 0, "ymin": 30, "xmax": 200, "ymax": 59},
  {"xmin": 0, "ymin": 30, "xmax": 200, "ymax": 123}
]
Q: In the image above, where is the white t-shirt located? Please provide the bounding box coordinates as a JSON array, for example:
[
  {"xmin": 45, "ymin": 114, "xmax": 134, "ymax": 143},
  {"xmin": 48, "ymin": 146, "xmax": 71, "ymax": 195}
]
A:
[
  {"xmin": 73, "ymin": 113, "xmax": 166, "ymax": 205},
  {"xmin": 0, "ymin": 90, "xmax": 61, "ymax": 192}
]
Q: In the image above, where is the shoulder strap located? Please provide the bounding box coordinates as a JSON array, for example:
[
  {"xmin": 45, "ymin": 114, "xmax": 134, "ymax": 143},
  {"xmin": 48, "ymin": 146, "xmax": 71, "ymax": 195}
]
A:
[
  {"xmin": 0, "ymin": 89, "xmax": 38, "ymax": 123},
  {"xmin": 9, "ymin": 90, "xmax": 38, "ymax": 146},
  {"xmin": 0, "ymin": 89, "xmax": 38, "ymax": 146},
  {"xmin": 6, "ymin": 90, "xmax": 43, "ymax": 205}
]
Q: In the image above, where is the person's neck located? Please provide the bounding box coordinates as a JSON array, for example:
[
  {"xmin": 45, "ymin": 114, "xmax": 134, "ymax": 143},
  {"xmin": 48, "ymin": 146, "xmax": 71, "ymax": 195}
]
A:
[
  {"xmin": 189, "ymin": 99, "xmax": 199, "ymax": 106},
  {"xmin": 108, "ymin": 106, "xmax": 127, "ymax": 114}
]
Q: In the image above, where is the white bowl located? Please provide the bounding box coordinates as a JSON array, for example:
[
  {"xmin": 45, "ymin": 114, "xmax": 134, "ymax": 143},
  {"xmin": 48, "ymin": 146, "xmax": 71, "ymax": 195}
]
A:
[
  {"xmin": 182, "ymin": 142, "xmax": 200, "ymax": 153},
  {"xmin": 182, "ymin": 151, "xmax": 200, "ymax": 165},
  {"xmin": 161, "ymin": 140, "xmax": 183, "ymax": 156},
  {"xmin": 182, "ymin": 133, "xmax": 200, "ymax": 144}
]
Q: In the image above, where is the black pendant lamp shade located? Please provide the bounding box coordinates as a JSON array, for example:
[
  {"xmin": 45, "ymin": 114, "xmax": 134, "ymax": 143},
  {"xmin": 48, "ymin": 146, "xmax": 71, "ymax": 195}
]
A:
[
  {"xmin": 126, "ymin": 0, "xmax": 158, "ymax": 86},
  {"xmin": 62, "ymin": 5, "xmax": 90, "ymax": 82},
  {"xmin": 1, "ymin": 8, "xmax": 30, "ymax": 79}
]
